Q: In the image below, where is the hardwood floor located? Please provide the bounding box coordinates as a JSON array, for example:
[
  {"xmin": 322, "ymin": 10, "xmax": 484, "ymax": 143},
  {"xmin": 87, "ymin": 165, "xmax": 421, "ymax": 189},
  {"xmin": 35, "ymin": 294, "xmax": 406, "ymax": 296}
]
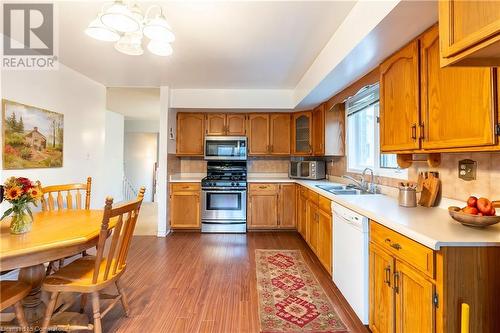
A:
[{"xmin": 100, "ymin": 232, "xmax": 369, "ymax": 333}]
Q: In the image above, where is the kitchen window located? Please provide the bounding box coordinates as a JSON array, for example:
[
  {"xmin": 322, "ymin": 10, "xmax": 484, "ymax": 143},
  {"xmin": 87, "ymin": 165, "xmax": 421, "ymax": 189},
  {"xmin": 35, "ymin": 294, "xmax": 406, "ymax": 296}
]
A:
[{"xmin": 346, "ymin": 83, "xmax": 407, "ymax": 179}]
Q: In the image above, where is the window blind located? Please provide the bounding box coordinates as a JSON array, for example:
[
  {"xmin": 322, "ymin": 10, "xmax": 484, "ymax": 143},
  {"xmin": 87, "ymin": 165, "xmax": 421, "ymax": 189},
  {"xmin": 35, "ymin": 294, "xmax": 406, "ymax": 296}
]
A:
[{"xmin": 345, "ymin": 83, "xmax": 380, "ymax": 117}]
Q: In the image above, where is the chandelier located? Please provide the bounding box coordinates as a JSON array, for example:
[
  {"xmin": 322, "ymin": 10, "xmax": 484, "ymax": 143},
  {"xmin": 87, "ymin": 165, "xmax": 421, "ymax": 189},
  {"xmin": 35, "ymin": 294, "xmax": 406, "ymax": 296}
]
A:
[{"xmin": 85, "ymin": 1, "xmax": 175, "ymax": 57}]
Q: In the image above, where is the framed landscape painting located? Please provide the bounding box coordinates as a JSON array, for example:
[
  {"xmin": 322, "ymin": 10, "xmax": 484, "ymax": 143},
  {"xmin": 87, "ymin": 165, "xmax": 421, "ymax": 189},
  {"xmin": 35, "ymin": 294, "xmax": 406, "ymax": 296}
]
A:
[{"xmin": 2, "ymin": 99, "xmax": 64, "ymax": 169}]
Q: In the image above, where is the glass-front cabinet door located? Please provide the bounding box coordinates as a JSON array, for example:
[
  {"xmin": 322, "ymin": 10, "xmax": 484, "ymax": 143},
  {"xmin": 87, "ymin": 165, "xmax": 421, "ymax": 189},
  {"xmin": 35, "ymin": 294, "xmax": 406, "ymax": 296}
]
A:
[{"xmin": 292, "ymin": 111, "xmax": 313, "ymax": 155}]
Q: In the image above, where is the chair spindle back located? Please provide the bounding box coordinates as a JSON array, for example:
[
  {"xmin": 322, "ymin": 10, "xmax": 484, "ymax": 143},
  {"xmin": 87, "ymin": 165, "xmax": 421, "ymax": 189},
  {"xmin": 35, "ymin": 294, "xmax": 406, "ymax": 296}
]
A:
[
  {"xmin": 41, "ymin": 177, "xmax": 92, "ymax": 211},
  {"xmin": 93, "ymin": 187, "xmax": 146, "ymax": 284}
]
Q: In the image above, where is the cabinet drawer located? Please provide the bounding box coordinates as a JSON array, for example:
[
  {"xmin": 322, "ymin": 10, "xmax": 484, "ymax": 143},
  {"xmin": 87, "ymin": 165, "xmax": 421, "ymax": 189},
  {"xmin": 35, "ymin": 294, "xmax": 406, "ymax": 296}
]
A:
[
  {"xmin": 307, "ymin": 190, "xmax": 319, "ymax": 204},
  {"xmin": 370, "ymin": 221, "xmax": 434, "ymax": 277},
  {"xmin": 171, "ymin": 183, "xmax": 200, "ymax": 192},
  {"xmin": 318, "ymin": 196, "xmax": 331, "ymax": 213},
  {"xmin": 249, "ymin": 183, "xmax": 279, "ymax": 194}
]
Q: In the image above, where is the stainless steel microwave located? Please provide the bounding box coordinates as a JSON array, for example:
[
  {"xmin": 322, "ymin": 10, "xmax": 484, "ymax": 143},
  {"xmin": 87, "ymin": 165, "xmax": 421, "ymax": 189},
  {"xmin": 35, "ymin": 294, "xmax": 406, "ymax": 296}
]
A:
[
  {"xmin": 289, "ymin": 160, "xmax": 326, "ymax": 180},
  {"xmin": 204, "ymin": 136, "xmax": 247, "ymax": 160}
]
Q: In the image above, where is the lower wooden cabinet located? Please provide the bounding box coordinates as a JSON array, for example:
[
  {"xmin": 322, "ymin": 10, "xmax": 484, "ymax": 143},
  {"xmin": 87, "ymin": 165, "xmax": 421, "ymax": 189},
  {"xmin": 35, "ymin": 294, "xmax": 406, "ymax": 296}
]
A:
[
  {"xmin": 317, "ymin": 208, "xmax": 332, "ymax": 274},
  {"xmin": 306, "ymin": 200, "xmax": 320, "ymax": 253},
  {"xmin": 369, "ymin": 243, "xmax": 395, "ymax": 333},
  {"xmin": 370, "ymin": 221, "xmax": 436, "ymax": 333},
  {"xmin": 395, "ymin": 261, "xmax": 435, "ymax": 333},
  {"xmin": 297, "ymin": 185, "xmax": 332, "ymax": 274},
  {"xmin": 278, "ymin": 183, "xmax": 296, "ymax": 228},
  {"xmin": 169, "ymin": 183, "xmax": 201, "ymax": 229},
  {"xmin": 248, "ymin": 183, "xmax": 296, "ymax": 229},
  {"xmin": 297, "ymin": 186, "xmax": 308, "ymax": 237}
]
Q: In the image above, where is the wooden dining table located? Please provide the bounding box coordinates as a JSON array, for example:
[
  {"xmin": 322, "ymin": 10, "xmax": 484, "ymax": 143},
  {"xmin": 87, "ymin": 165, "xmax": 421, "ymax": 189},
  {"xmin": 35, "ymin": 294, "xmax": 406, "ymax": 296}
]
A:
[{"xmin": 0, "ymin": 209, "xmax": 109, "ymax": 325}]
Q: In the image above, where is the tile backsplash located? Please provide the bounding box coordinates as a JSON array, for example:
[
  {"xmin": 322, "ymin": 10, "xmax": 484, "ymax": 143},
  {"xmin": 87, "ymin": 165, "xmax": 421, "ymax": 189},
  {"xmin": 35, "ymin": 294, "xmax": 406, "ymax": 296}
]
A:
[
  {"xmin": 327, "ymin": 152, "xmax": 500, "ymax": 201},
  {"xmin": 173, "ymin": 157, "xmax": 290, "ymax": 174}
]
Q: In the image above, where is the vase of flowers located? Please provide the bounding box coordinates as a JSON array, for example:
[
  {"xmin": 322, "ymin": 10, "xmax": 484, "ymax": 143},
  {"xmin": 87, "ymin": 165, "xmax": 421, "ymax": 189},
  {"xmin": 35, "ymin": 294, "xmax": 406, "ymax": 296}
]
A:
[{"xmin": 1, "ymin": 177, "xmax": 42, "ymax": 234}]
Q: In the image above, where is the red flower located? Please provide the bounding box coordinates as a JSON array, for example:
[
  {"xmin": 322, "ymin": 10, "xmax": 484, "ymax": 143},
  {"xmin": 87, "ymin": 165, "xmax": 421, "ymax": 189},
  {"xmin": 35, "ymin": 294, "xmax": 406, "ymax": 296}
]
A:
[{"xmin": 17, "ymin": 177, "xmax": 33, "ymax": 191}]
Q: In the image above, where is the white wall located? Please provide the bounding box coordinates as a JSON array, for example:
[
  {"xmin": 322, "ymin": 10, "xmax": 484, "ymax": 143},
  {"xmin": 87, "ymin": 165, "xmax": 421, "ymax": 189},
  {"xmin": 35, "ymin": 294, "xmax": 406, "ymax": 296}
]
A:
[
  {"xmin": 124, "ymin": 119, "xmax": 159, "ymax": 133},
  {"xmin": 106, "ymin": 87, "xmax": 160, "ymax": 121},
  {"xmin": 0, "ymin": 64, "xmax": 122, "ymax": 211},
  {"xmin": 104, "ymin": 110, "xmax": 124, "ymax": 202},
  {"xmin": 124, "ymin": 132, "xmax": 158, "ymax": 202}
]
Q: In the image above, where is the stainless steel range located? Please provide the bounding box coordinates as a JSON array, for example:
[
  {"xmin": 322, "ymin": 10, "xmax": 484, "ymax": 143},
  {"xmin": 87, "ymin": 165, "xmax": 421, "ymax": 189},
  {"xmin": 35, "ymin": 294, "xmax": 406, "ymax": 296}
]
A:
[{"xmin": 201, "ymin": 161, "xmax": 247, "ymax": 233}]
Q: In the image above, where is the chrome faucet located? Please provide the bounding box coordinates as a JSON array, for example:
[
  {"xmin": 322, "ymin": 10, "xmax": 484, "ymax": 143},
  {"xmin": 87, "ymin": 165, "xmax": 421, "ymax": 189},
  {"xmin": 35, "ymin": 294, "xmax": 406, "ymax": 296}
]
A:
[
  {"xmin": 342, "ymin": 168, "xmax": 377, "ymax": 193},
  {"xmin": 362, "ymin": 168, "xmax": 376, "ymax": 193},
  {"xmin": 342, "ymin": 175, "xmax": 365, "ymax": 191}
]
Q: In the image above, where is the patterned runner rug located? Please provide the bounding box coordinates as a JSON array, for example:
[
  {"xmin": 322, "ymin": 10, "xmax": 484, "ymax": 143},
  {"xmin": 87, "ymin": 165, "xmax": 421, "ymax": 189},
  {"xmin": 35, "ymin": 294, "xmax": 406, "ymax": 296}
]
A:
[{"xmin": 256, "ymin": 250, "xmax": 349, "ymax": 333}]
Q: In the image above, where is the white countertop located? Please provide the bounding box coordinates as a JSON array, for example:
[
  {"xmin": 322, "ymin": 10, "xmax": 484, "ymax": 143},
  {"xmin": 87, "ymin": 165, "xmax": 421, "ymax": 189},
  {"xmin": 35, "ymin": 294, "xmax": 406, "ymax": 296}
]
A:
[{"xmin": 169, "ymin": 173, "xmax": 500, "ymax": 249}]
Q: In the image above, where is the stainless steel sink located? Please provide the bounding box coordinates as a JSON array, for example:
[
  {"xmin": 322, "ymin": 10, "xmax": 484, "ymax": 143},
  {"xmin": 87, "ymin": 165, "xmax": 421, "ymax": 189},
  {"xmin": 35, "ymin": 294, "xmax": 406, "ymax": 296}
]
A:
[{"xmin": 315, "ymin": 184, "xmax": 370, "ymax": 195}]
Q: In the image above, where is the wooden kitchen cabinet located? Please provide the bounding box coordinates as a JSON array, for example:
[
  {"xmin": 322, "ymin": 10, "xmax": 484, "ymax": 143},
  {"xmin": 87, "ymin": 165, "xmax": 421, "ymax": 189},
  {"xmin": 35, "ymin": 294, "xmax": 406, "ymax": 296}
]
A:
[
  {"xmin": 439, "ymin": 0, "xmax": 500, "ymax": 66},
  {"xmin": 206, "ymin": 113, "xmax": 246, "ymax": 136},
  {"xmin": 292, "ymin": 111, "xmax": 313, "ymax": 155},
  {"xmin": 206, "ymin": 113, "xmax": 226, "ymax": 135},
  {"xmin": 226, "ymin": 114, "xmax": 246, "ymax": 135},
  {"xmin": 306, "ymin": 200, "xmax": 320, "ymax": 254},
  {"xmin": 248, "ymin": 183, "xmax": 296, "ymax": 229},
  {"xmin": 420, "ymin": 26, "xmax": 499, "ymax": 150},
  {"xmin": 370, "ymin": 221, "xmax": 436, "ymax": 333},
  {"xmin": 297, "ymin": 186, "xmax": 308, "ymax": 238},
  {"xmin": 317, "ymin": 206, "xmax": 332, "ymax": 274},
  {"xmin": 379, "ymin": 40, "xmax": 420, "ymax": 152},
  {"xmin": 169, "ymin": 183, "xmax": 201, "ymax": 229},
  {"xmin": 248, "ymin": 114, "xmax": 270, "ymax": 155},
  {"xmin": 380, "ymin": 25, "xmax": 500, "ymax": 155},
  {"xmin": 176, "ymin": 113, "xmax": 205, "ymax": 156},
  {"xmin": 395, "ymin": 261, "xmax": 435, "ymax": 333},
  {"xmin": 369, "ymin": 243, "xmax": 395, "ymax": 333},
  {"xmin": 278, "ymin": 184, "xmax": 296, "ymax": 228},
  {"xmin": 312, "ymin": 104, "xmax": 326, "ymax": 156},
  {"xmin": 269, "ymin": 113, "xmax": 291, "ymax": 155}
]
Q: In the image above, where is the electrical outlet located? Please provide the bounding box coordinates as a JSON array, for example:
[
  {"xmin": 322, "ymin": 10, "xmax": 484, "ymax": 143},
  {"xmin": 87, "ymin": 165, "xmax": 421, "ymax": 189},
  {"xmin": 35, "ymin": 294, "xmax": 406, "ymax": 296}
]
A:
[{"xmin": 458, "ymin": 159, "xmax": 476, "ymax": 181}]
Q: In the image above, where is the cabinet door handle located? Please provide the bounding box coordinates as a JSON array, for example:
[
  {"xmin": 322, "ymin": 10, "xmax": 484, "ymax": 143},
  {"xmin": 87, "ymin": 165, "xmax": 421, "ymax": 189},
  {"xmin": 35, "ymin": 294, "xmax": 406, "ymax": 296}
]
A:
[
  {"xmin": 390, "ymin": 243, "xmax": 402, "ymax": 251},
  {"xmin": 419, "ymin": 123, "xmax": 425, "ymax": 140},
  {"xmin": 393, "ymin": 271, "xmax": 400, "ymax": 294},
  {"xmin": 384, "ymin": 265, "xmax": 391, "ymax": 287},
  {"xmin": 411, "ymin": 124, "xmax": 417, "ymax": 140}
]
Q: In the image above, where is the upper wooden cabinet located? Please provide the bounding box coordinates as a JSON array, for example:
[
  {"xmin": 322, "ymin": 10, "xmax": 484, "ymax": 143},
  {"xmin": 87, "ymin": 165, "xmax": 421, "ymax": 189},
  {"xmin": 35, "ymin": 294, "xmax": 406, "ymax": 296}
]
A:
[
  {"xmin": 269, "ymin": 113, "xmax": 291, "ymax": 155},
  {"xmin": 226, "ymin": 114, "xmax": 246, "ymax": 136},
  {"xmin": 421, "ymin": 26, "xmax": 498, "ymax": 150},
  {"xmin": 247, "ymin": 113, "xmax": 270, "ymax": 155},
  {"xmin": 206, "ymin": 113, "xmax": 246, "ymax": 136},
  {"xmin": 292, "ymin": 111, "xmax": 313, "ymax": 155},
  {"xmin": 248, "ymin": 113, "xmax": 291, "ymax": 156},
  {"xmin": 177, "ymin": 113, "xmax": 205, "ymax": 156},
  {"xmin": 206, "ymin": 113, "xmax": 226, "ymax": 135},
  {"xmin": 312, "ymin": 104, "xmax": 325, "ymax": 156},
  {"xmin": 380, "ymin": 26, "xmax": 500, "ymax": 154},
  {"xmin": 380, "ymin": 40, "xmax": 421, "ymax": 152},
  {"xmin": 439, "ymin": 0, "xmax": 500, "ymax": 66},
  {"xmin": 205, "ymin": 113, "xmax": 246, "ymax": 135}
]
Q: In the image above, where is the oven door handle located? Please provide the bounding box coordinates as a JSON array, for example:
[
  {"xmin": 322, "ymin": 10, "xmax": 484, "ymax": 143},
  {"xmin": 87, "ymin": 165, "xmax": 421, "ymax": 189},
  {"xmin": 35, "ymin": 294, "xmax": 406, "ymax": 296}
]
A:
[{"xmin": 202, "ymin": 188, "xmax": 247, "ymax": 192}]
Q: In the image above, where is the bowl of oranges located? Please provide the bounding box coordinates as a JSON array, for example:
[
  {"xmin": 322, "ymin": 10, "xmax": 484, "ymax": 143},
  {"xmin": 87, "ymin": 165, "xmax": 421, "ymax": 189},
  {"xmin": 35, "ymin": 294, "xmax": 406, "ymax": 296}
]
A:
[{"xmin": 449, "ymin": 197, "xmax": 500, "ymax": 228}]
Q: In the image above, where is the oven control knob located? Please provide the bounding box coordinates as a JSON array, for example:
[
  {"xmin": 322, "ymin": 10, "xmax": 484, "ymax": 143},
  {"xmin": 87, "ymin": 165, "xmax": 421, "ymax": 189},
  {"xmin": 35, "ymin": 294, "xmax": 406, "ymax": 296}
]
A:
[{"xmin": 231, "ymin": 182, "xmax": 236, "ymax": 186}]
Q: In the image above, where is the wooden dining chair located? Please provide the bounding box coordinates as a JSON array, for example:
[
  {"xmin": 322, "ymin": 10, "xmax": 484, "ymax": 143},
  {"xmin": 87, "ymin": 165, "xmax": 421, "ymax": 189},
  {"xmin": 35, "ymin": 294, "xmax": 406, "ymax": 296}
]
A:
[
  {"xmin": 40, "ymin": 187, "xmax": 145, "ymax": 333},
  {"xmin": 41, "ymin": 177, "xmax": 92, "ymax": 274},
  {"xmin": 41, "ymin": 177, "xmax": 92, "ymax": 211},
  {"xmin": 0, "ymin": 281, "xmax": 31, "ymax": 331}
]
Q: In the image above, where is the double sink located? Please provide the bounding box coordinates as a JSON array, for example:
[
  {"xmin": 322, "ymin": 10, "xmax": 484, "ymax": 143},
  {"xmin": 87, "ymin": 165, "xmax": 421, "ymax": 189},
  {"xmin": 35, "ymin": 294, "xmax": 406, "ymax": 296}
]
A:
[{"xmin": 315, "ymin": 183, "xmax": 372, "ymax": 195}]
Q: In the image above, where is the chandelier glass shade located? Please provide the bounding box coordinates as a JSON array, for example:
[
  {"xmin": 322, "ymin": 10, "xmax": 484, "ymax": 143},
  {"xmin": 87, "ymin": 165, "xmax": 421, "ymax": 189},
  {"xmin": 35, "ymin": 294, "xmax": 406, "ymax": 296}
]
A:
[{"xmin": 85, "ymin": 1, "xmax": 174, "ymax": 57}]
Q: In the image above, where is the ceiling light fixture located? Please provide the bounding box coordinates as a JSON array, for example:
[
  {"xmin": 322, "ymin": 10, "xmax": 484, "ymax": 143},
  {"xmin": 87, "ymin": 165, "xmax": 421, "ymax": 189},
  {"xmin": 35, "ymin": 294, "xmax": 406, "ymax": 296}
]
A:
[
  {"xmin": 85, "ymin": 17, "xmax": 120, "ymax": 42},
  {"xmin": 147, "ymin": 40, "xmax": 173, "ymax": 57},
  {"xmin": 86, "ymin": 1, "xmax": 175, "ymax": 57}
]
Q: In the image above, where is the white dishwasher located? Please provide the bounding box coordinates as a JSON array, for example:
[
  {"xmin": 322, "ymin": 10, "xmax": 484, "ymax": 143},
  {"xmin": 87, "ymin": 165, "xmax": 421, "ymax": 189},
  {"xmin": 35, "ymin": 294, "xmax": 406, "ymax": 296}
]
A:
[{"xmin": 332, "ymin": 202, "xmax": 369, "ymax": 325}]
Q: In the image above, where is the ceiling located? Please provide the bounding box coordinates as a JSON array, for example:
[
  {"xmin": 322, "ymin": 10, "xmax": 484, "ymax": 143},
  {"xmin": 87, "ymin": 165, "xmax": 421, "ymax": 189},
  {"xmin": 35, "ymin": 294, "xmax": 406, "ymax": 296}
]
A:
[{"xmin": 58, "ymin": 1, "xmax": 356, "ymax": 89}]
